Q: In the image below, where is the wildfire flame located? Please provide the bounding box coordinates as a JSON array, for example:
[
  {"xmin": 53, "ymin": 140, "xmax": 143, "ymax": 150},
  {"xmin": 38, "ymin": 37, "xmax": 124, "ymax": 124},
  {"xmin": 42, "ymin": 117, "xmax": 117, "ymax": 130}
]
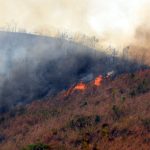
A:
[
  {"xmin": 64, "ymin": 82, "xmax": 86, "ymax": 97},
  {"xmin": 64, "ymin": 75, "xmax": 103, "ymax": 97},
  {"xmin": 74, "ymin": 82, "xmax": 86, "ymax": 90},
  {"xmin": 94, "ymin": 75, "xmax": 103, "ymax": 86}
]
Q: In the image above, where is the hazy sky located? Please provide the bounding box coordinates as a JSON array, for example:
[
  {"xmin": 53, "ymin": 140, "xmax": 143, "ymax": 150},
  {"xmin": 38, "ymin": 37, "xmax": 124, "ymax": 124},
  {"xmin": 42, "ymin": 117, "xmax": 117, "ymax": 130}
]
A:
[{"xmin": 0, "ymin": 0, "xmax": 150, "ymax": 46}]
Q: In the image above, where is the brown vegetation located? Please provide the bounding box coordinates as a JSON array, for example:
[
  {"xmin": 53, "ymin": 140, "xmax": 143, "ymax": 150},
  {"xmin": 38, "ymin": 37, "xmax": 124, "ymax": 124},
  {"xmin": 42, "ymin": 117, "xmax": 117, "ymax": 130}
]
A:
[{"xmin": 0, "ymin": 69, "xmax": 150, "ymax": 150}]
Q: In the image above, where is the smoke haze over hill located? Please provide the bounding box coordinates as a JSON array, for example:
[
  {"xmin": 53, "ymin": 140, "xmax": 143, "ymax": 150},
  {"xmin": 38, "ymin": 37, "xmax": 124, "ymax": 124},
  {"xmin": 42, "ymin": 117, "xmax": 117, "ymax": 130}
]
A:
[
  {"xmin": 0, "ymin": 1, "xmax": 150, "ymax": 149},
  {"xmin": 0, "ymin": 31, "xmax": 148, "ymax": 113},
  {"xmin": 0, "ymin": 0, "xmax": 150, "ymax": 112},
  {"xmin": 0, "ymin": 0, "xmax": 150, "ymax": 47}
]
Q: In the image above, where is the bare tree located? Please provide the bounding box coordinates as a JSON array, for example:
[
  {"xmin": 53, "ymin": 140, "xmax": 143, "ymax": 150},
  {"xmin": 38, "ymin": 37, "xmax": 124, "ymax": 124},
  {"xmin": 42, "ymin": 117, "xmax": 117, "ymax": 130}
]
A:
[
  {"xmin": 5, "ymin": 21, "xmax": 17, "ymax": 32},
  {"xmin": 122, "ymin": 46, "xmax": 130, "ymax": 60}
]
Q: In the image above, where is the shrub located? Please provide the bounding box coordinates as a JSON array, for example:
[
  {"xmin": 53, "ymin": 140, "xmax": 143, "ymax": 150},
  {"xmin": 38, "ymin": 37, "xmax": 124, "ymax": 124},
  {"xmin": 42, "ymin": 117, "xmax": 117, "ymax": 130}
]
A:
[
  {"xmin": 111, "ymin": 88, "xmax": 118, "ymax": 100},
  {"xmin": 137, "ymin": 79, "xmax": 149, "ymax": 94},
  {"xmin": 120, "ymin": 96, "xmax": 126, "ymax": 103},
  {"xmin": 112, "ymin": 105, "xmax": 123, "ymax": 120},
  {"xmin": 95, "ymin": 115, "xmax": 101, "ymax": 123},
  {"xmin": 129, "ymin": 90, "xmax": 136, "ymax": 97},
  {"xmin": 69, "ymin": 115, "xmax": 101, "ymax": 130},
  {"xmin": 141, "ymin": 118, "xmax": 150, "ymax": 131},
  {"xmin": 95, "ymin": 101, "xmax": 100, "ymax": 105},
  {"xmin": 22, "ymin": 142, "xmax": 50, "ymax": 150},
  {"xmin": 0, "ymin": 116, "xmax": 5, "ymax": 124},
  {"xmin": 51, "ymin": 128, "xmax": 58, "ymax": 135},
  {"xmin": 81, "ymin": 140, "xmax": 90, "ymax": 150},
  {"xmin": 32, "ymin": 108, "xmax": 60, "ymax": 118},
  {"xmin": 110, "ymin": 128, "xmax": 132, "ymax": 138},
  {"xmin": 80, "ymin": 101, "xmax": 88, "ymax": 108},
  {"xmin": 130, "ymin": 79, "xmax": 150, "ymax": 97},
  {"xmin": 130, "ymin": 73, "xmax": 135, "ymax": 79},
  {"xmin": 49, "ymin": 109, "xmax": 60, "ymax": 117},
  {"xmin": 77, "ymin": 132, "xmax": 92, "ymax": 150},
  {"xmin": 101, "ymin": 124, "xmax": 109, "ymax": 138},
  {"xmin": 0, "ymin": 134, "xmax": 5, "ymax": 143}
]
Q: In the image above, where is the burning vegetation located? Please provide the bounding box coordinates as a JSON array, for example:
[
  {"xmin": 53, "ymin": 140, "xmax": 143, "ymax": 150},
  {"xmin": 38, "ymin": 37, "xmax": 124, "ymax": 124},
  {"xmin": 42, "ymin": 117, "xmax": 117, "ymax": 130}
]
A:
[
  {"xmin": 94, "ymin": 75, "xmax": 103, "ymax": 86},
  {"xmin": 0, "ymin": 31, "xmax": 149, "ymax": 114},
  {"xmin": 0, "ymin": 69, "xmax": 150, "ymax": 150},
  {"xmin": 64, "ymin": 75, "xmax": 104, "ymax": 97},
  {"xmin": 74, "ymin": 82, "xmax": 86, "ymax": 90}
]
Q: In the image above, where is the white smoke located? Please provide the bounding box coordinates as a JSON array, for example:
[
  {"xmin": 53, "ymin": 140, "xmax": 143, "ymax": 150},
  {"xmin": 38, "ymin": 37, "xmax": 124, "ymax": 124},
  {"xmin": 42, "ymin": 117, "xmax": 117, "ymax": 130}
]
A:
[{"xmin": 0, "ymin": 0, "xmax": 149, "ymax": 47}]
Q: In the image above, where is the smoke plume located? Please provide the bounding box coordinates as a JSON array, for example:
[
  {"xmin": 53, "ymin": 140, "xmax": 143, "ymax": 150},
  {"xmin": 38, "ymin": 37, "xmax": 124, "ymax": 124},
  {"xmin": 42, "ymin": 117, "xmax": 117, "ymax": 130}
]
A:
[
  {"xmin": 0, "ymin": 0, "xmax": 149, "ymax": 47},
  {"xmin": 0, "ymin": 31, "xmax": 148, "ymax": 113},
  {"xmin": 0, "ymin": 0, "xmax": 150, "ymax": 112}
]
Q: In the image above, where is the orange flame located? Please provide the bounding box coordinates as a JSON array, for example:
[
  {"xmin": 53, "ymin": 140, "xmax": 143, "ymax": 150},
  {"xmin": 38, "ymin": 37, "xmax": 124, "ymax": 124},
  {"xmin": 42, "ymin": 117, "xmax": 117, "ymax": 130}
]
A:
[
  {"xmin": 94, "ymin": 75, "xmax": 103, "ymax": 86},
  {"xmin": 64, "ymin": 75, "xmax": 103, "ymax": 97},
  {"xmin": 64, "ymin": 82, "xmax": 86, "ymax": 97},
  {"xmin": 74, "ymin": 82, "xmax": 86, "ymax": 90}
]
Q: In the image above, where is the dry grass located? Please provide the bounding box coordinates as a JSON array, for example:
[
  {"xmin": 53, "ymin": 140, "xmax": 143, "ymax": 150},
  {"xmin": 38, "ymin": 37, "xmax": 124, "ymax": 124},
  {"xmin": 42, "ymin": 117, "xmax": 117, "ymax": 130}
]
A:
[{"xmin": 0, "ymin": 69, "xmax": 150, "ymax": 150}]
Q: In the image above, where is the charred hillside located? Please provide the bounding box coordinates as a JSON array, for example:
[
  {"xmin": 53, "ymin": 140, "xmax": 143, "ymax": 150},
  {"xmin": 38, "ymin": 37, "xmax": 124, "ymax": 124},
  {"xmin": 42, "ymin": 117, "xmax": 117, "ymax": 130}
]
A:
[
  {"xmin": 0, "ymin": 31, "xmax": 148, "ymax": 113},
  {"xmin": 0, "ymin": 69, "xmax": 150, "ymax": 150}
]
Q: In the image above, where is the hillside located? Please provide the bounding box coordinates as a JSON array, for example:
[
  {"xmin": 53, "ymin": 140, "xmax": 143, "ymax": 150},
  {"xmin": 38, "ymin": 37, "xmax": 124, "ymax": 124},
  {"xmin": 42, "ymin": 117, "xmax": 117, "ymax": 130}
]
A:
[
  {"xmin": 0, "ymin": 31, "xmax": 105, "ymax": 112},
  {"xmin": 0, "ymin": 69, "xmax": 150, "ymax": 150},
  {"xmin": 0, "ymin": 31, "xmax": 146, "ymax": 113}
]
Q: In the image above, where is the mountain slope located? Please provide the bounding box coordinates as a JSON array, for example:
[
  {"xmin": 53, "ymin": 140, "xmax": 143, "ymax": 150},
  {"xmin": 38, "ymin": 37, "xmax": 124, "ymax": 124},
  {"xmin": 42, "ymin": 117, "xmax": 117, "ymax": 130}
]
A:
[
  {"xmin": 0, "ymin": 69, "xmax": 150, "ymax": 150},
  {"xmin": 0, "ymin": 31, "xmax": 147, "ymax": 112}
]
